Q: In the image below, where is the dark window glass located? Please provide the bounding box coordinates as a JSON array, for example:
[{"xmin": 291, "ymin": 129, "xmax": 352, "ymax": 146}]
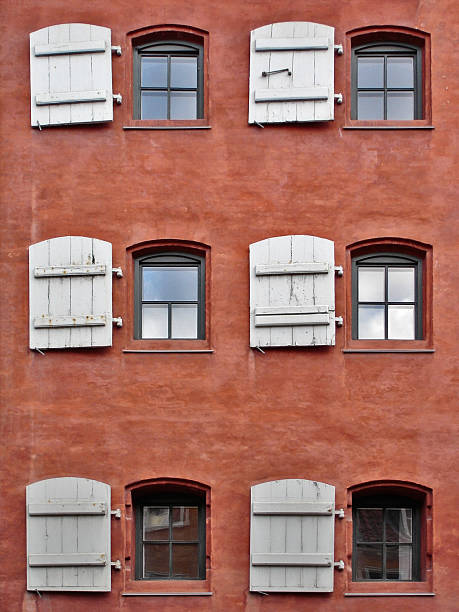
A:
[
  {"xmin": 353, "ymin": 496, "xmax": 420, "ymax": 581},
  {"xmin": 134, "ymin": 40, "xmax": 203, "ymax": 120},
  {"xmin": 352, "ymin": 253, "xmax": 422, "ymax": 340},
  {"xmin": 135, "ymin": 252, "xmax": 205, "ymax": 340},
  {"xmin": 352, "ymin": 43, "xmax": 422, "ymax": 120},
  {"xmin": 135, "ymin": 494, "xmax": 205, "ymax": 580}
]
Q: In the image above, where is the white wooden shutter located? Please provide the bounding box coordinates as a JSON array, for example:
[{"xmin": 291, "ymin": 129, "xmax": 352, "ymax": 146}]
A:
[
  {"xmin": 27, "ymin": 478, "xmax": 112, "ymax": 592},
  {"xmin": 29, "ymin": 236, "xmax": 113, "ymax": 349},
  {"xmin": 250, "ymin": 235, "xmax": 338, "ymax": 348},
  {"xmin": 250, "ymin": 479, "xmax": 336, "ymax": 592},
  {"xmin": 30, "ymin": 24, "xmax": 114, "ymax": 126},
  {"xmin": 249, "ymin": 22, "xmax": 336, "ymax": 124}
]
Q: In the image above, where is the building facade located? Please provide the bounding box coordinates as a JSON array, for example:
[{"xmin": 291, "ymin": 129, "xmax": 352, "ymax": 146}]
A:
[{"xmin": 1, "ymin": 0, "xmax": 458, "ymax": 610}]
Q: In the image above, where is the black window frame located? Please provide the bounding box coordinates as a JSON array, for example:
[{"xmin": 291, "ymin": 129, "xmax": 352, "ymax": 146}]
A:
[
  {"xmin": 351, "ymin": 42, "xmax": 422, "ymax": 120},
  {"xmin": 351, "ymin": 252, "xmax": 423, "ymax": 340},
  {"xmin": 134, "ymin": 251, "xmax": 206, "ymax": 340},
  {"xmin": 133, "ymin": 39, "xmax": 204, "ymax": 120},
  {"xmin": 134, "ymin": 491, "xmax": 206, "ymax": 581},
  {"xmin": 353, "ymin": 494, "xmax": 421, "ymax": 582}
]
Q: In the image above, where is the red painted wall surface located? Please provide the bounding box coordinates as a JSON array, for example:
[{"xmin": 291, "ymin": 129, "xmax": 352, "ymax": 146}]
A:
[{"xmin": 1, "ymin": 0, "xmax": 458, "ymax": 610}]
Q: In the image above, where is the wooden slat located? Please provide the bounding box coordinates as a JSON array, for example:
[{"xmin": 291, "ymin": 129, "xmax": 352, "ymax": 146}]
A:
[
  {"xmin": 255, "ymin": 313, "xmax": 331, "ymax": 327},
  {"xmin": 252, "ymin": 553, "xmax": 332, "ymax": 567},
  {"xmin": 34, "ymin": 40, "xmax": 106, "ymax": 55},
  {"xmin": 29, "ymin": 502, "xmax": 106, "ymax": 516},
  {"xmin": 36, "ymin": 90, "xmax": 107, "ymax": 105},
  {"xmin": 256, "ymin": 262, "xmax": 329, "ymax": 275},
  {"xmin": 33, "ymin": 314, "xmax": 107, "ymax": 328},
  {"xmin": 255, "ymin": 37, "xmax": 329, "ymax": 51},
  {"xmin": 29, "ymin": 553, "xmax": 107, "ymax": 567},
  {"xmin": 255, "ymin": 305, "xmax": 329, "ymax": 315},
  {"xmin": 253, "ymin": 501, "xmax": 333, "ymax": 515},
  {"xmin": 34, "ymin": 264, "xmax": 106, "ymax": 277},
  {"xmin": 255, "ymin": 87, "xmax": 328, "ymax": 102}
]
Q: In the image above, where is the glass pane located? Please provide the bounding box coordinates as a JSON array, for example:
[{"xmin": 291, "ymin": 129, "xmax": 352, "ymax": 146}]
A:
[
  {"xmin": 170, "ymin": 56, "xmax": 197, "ymax": 88},
  {"xmin": 141, "ymin": 91, "xmax": 168, "ymax": 119},
  {"xmin": 388, "ymin": 268, "xmax": 415, "ymax": 302},
  {"xmin": 172, "ymin": 543, "xmax": 199, "ymax": 578},
  {"xmin": 357, "ymin": 56, "xmax": 384, "ymax": 88},
  {"xmin": 357, "ymin": 91, "xmax": 384, "ymax": 119},
  {"xmin": 386, "ymin": 545, "xmax": 412, "ymax": 580},
  {"xmin": 171, "ymin": 304, "xmax": 198, "ymax": 338},
  {"xmin": 144, "ymin": 507, "xmax": 169, "ymax": 541},
  {"xmin": 358, "ymin": 305, "xmax": 385, "ymax": 339},
  {"xmin": 359, "ymin": 267, "xmax": 385, "ymax": 302},
  {"xmin": 142, "ymin": 304, "xmax": 168, "ymax": 338},
  {"xmin": 144, "ymin": 543, "xmax": 169, "ymax": 578},
  {"xmin": 356, "ymin": 509, "xmax": 383, "ymax": 542},
  {"xmin": 172, "ymin": 506, "xmax": 199, "ymax": 541},
  {"xmin": 170, "ymin": 91, "xmax": 197, "ymax": 119},
  {"xmin": 141, "ymin": 56, "xmax": 167, "ymax": 88},
  {"xmin": 355, "ymin": 544, "xmax": 383, "ymax": 580},
  {"xmin": 387, "ymin": 91, "xmax": 414, "ymax": 120},
  {"xmin": 388, "ymin": 305, "xmax": 415, "ymax": 339},
  {"xmin": 143, "ymin": 267, "xmax": 198, "ymax": 301},
  {"xmin": 386, "ymin": 508, "xmax": 412, "ymax": 543},
  {"xmin": 387, "ymin": 57, "xmax": 414, "ymax": 88}
]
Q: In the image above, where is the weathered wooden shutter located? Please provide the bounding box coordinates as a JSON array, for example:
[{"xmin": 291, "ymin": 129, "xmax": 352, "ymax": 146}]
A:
[
  {"xmin": 27, "ymin": 478, "xmax": 112, "ymax": 591},
  {"xmin": 29, "ymin": 236, "xmax": 113, "ymax": 349},
  {"xmin": 250, "ymin": 479, "xmax": 338, "ymax": 592},
  {"xmin": 250, "ymin": 235, "xmax": 340, "ymax": 347},
  {"xmin": 30, "ymin": 24, "xmax": 114, "ymax": 126},
  {"xmin": 249, "ymin": 22, "xmax": 340, "ymax": 124}
]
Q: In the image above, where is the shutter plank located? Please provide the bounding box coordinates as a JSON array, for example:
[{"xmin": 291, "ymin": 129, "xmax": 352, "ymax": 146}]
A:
[
  {"xmin": 268, "ymin": 236, "xmax": 293, "ymax": 346},
  {"xmin": 250, "ymin": 239, "xmax": 271, "ymax": 347},
  {"xmin": 249, "ymin": 24, "xmax": 272, "ymax": 124},
  {"xmin": 35, "ymin": 40, "xmax": 106, "ymax": 56},
  {"xmin": 256, "ymin": 262, "xmax": 329, "ymax": 275},
  {"xmin": 29, "ymin": 240, "xmax": 50, "ymax": 350},
  {"xmin": 91, "ymin": 25, "xmax": 113, "ymax": 123},
  {"xmin": 49, "ymin": 24, "xmax": 71, "ymax": 125},
  {"xmin": 253, "ymin": 553, "xmax": 332, "ymax": 566},
  {"xmin": 70, "ymin": 236, "xmax": 93, "ymax": 347},
  {"xmin": 35, "ymin": 264, "xmax": 106, "ymax": 277},
  {"xmin": 30, "ymin": 26, "xmax": 51, "ymax": 127},
  {"xmin": 48, "ymin": 237, "xmax": 71, "ymax": 348},
  {"xmin": 91, "ymin": 238, "xmax": 112, "ymax": 347},
  {"xmin": 70, "ymin": 24, "xmax": 94, "ymax": 124},
  {"xmin": 313, "ymin": 236, "xmax": 335, "ymax": 346},
  {"xmin": 29, "ymin": 553, "xmax": 106, "ymax": 566},
  {"xmin": 255, "ymin": 87, "xmax": 328, "ymax": 102},
  {"xmin": 314, "ymin": 23, "xmax": 334, "ymax": 120},
  {"xmin": 255, "ymin": 313, "xmax": 331, "ymax": 327},
  {"xmin": 253, "ymin": 501, "xmax": 333, "ymax": 515},
  {"xmin": 29, "ymin": 502, "xmax": 106, "ymax": 515},
  {"xmin": 255, "ymin": 37, "xmax": 329, "ymax": 51},
  {"xmin": 291, "ymin": 235, "xmax": 314, "ymax": 346},
  {"xmin": 293, "ymin": 22, "xmax": 315, "ymax": 122},
  {"xmin": 268, "ymin": 22, "xmax": 295, "ymax": 124}
]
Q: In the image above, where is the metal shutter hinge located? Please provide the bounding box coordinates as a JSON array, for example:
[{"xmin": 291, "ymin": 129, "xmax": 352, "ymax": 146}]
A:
[
  {"xmin": 112, "ymin": 317, "xmax": 123, "ymax": 327},
  {"xmin": 112, "ymin": 267, "xmax": 123, "ymax": 278},
  {"xmin": 334, "ymin": 265, "xmax": 344, "ymax": 276},
  {"xmin": 111, "ymin": 45, "xmax": 122, "ymax": 56},
  {"xmin": 113, "ymin": 94, "xmax": 122, "ymax": 105},
  {"xmin": 111, "ymin": 509, "xmax": 121, "ymax": 518},
  {"xmin": 334, "ymin": 560, "xmax": 345, "ymax": 570},
  {"xmin": 111, "ymin": 560, "xmax": 122, "ymax": 570},
  {"xmin": 334, "ymin": 93, "xmax": 343, "ymax": 104},
  {"xmin": 335, "ymin": 316, "xmax": 343, "ymax": 327},
  {"xmin": 334, "ymin": 44, "xmax": 344, "ymax": 55},
  {"xmin": 335, "ymin": 508, "xmax": 345, "ymax": 518}
]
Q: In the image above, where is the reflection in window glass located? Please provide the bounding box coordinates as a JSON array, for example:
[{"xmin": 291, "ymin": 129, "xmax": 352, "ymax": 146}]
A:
[
  {"xmin": 388, "ymin": 305, "xmax": 415, "ymax": 339},
  {"xmin": 170, "ymin": 57, "xmax": 197, "ymax": 88},
  {"xmin": 357, "ymin": 57, "xmax": 384, "ymax": 88},
  {"xmin": 388, "ymin": 268, "xmax": 415, "ymax": 302},
  {"xmin": 359, "ymin": 267, "xmax": 385, "ymax": 302},
  {"xmin": 387, "ymin": 57, "xmax": 414, "ymax": 88},
  {"xmin": 141, "ymin": 56, "xmax": 168, "ymax": 88},
  {"xmin": 170, "ymin": 91, "xmax": 197, "ymax": 120},
  {"xmin": 142, "ymin": 304, "xmax": 168, "ymax": 338},
  {"xmin": 387, "ymin": 91, "xmax": 414, "ymax": 120},
  {"xmin": 143, "ymin": 267, "xmax": 198, "ymax": 302},
  {"xmin": 357, "ymin": 92, "xmax": 384, "ymax": 120},
  {"xmin": 358, "ymin": 305, "xmax": 385, "ymax": 339}
]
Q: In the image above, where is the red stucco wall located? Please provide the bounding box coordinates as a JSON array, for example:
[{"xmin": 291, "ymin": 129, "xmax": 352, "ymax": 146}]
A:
[{"xmin": 1, "ymin": 0, "xmax": 458, "ymax": 610}]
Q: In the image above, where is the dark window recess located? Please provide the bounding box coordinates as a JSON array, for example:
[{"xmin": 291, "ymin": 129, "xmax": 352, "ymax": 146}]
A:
[
  {"xmin": 134, "ymin": 493, "xmax": 206, "ymax": 580},
  {"xmin": 352, "ymin": 253, "xmax": 423, "ymax": 340},
  {"xmin": 133, "ymin": 41, "xmax": 204, "ymax": 120},
  {"xmin": 134, "ymin": 252, "xmax": 205, "ymax": 340},
  {"xmin": 351, "ymin": 43, "xmax": 422, "ymax": 120},
  {"xmin": 353, "ymin": 495, "xmax": 420, "ymax": 581}
]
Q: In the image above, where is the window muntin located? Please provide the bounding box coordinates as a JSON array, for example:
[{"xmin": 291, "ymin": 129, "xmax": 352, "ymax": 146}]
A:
[
  {"xmin": 134, "ymin": 41, "xmax": 203, "ymax": 120},
  {"xmin": 135, "ymin": 252, "xmax": 205, "ymax": 340},
  {"xmin": 135, "ymin": 494, "xmax": 206, "ymax": 581},
  {"xmin": 352, "ymin": 43, "xmax": 422, "ymax": 120},
  {"xmin": 353, "ymin": 496, "xmax": 420, "ymax": 581},
  {"xmin": 352, "ymin": 253, "xmax": 422, "ymax": 340}
]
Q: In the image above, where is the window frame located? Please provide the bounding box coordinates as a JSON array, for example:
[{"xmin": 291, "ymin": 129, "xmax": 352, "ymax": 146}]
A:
[
  {"xmin": 345, "ymin": 481, "xmax": 433, "ymax": 595},
  {"xmin": 134, "ymin": 493, "xmax": 206, "ymax": 581},
  {"xmin": 134, "ymin": 251, "xmax": 206, "ymax": 341},
  {"xmin": 352, "ymin": 494, "xmax": 421, "ymax": 582},
  {"xmin": 344, "ymin": 238, "xmax": 433, "ymax": 352},
  {"xmin": 133, "ymin": 39, "xmax": 204, "ymax": 121},
  {"xmin": 345, "ymin": 26, "xmax": 431, "ymax": 128},
  {"xmin": 351, "ymin": 252, "xmax": 423, "ymax": 341}
]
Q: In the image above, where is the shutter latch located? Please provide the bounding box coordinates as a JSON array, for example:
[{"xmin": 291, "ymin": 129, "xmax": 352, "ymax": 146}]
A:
[
  {"xmin": 111, "ymin": 509, "xmax": 121, "ymax": 518},
  {"xmin": 335, "ymin": 508, "xmax": 345, "ymax": 518},
  {"xmin": 111, "ymin": 560, "xmax": 122, "ymax": 570},
  {"xmin": 261, "ymin": 68, "xmax": 292, "ymax": 77},
  {"xmin": 334, "ymin": 560, "xmax": 345, "ymax": 570}
]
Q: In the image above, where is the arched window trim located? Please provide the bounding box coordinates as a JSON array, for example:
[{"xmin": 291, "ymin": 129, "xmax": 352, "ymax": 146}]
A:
[
  {"xmin": 344, "ymin": 238, "xmax": 433, "ymax": 351},
  {"xmin": 346, "ymin": 480, "xmax": 433, "ymax": 594}
]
